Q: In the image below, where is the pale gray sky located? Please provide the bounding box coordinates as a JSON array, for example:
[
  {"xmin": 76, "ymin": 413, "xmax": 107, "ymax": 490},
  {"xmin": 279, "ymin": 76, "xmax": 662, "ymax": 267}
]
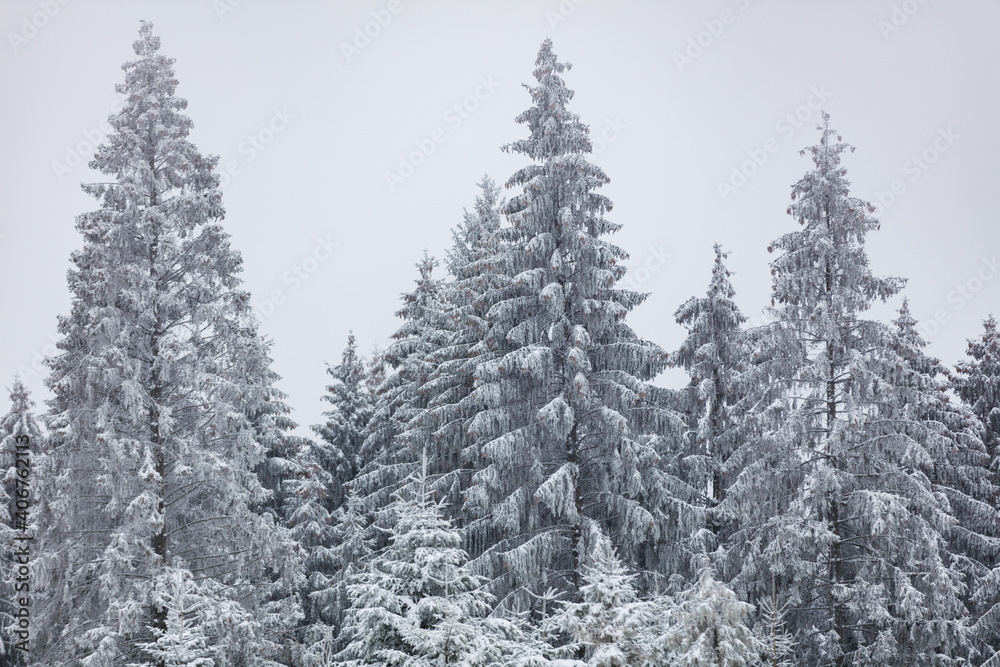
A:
[{"xmin": 3, "ymin": 0, "xmax": 999, "ymax": 435}]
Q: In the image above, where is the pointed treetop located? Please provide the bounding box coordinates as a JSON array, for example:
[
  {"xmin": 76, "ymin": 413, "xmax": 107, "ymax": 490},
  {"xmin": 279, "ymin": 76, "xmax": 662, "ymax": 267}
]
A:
[
  {"xmin": 955, "ymin": 314, "xmax": 1000, "ymax": 383},
  {"xmin": 504, "ymin": 38, "xmax": 592, "ymax": 161},
  {"xmin": 472, "ymin": 173, "xmax": 501, "ymax": 218},
  {"xmin": 446, "ymin": 174, "xmax": 503, "ymax": 279},
  {"xmin": 417, "ymin": 249, "xmax": 436, "ymax": 281},
  {"xmin": 674, "ymin": 243, "xmax": 744, "ymax": 331},
  {"xmin": 893, "ymin": 298, "xmax": 924, "ymax": 346},
  {"xmin": 769, "ymin": 115, "xmax": 904, "ymax": 313},
  {"xmin": 120, "ymin": 20, "xmax": 182, "ymax": 106},
  {"xmin": 6, "ymin": 375, "xmax": 34, "ymax": 414},
  {"xmin": 133, "ymin": 20, "xmax": 161, "ymax": 57},
  {"xmin": 343, "ymin": 330, "xmax": 359, "ymax": 364},
  {"xmin": 84, "ymin": 19, "xmax": 221, "ymax": 221},
  {"xmin": 791, "ymin": 111, "xmax": 858, "ymax": 212},
  {"xmin": 708, "ymin": 243, "xmax": 737, "ymax": 301},
  {"xmin": 799, "ymin": 110, "xmax": 852, "ymax": 169}
]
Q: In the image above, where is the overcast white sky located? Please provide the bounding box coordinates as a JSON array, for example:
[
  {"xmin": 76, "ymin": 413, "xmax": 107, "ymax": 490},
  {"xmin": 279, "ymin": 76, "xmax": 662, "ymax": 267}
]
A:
[{"xmin": 3, "ymin": 0, "xmax": 999, "ymax": 435}]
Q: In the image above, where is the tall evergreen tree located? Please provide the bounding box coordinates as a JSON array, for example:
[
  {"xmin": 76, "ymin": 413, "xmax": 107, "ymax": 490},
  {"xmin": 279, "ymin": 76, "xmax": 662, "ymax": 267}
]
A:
[
  {"xmin": 0, "ymin": 377, "xmax": 43, "ymax": 664},
  {"xmin": 289, "ymin": 333, "xmax": 375, "ymax": 649},
  {"xmin": 672, "ymin": 245, "xmax": 754, "ymax": 555},
  {"xmin": 464, "ymin": 39, "xmax": 680, "ymax": 609},
  {"xmin": 416, "ymin": 175, "xmax": 507, "ymax": 521},
  {"xmin": 953, "ymin": 315, "xmax": 1000, "ymax": 498},
  {"xmin": 32, "ymin": 22, "xmax": 300, "ymax": 666},
  {"xmin": 355, "ymin": 254, "xmax": 452, "ymax": 516},
  {"xmin": 879, "ymin": 301, "xmax": 1000, "ymax": 665},
  {"xmin": 312, "ymin": 332, "xmax": 373, "ymax": 512},
  {"xmin": 944, "ymin": 314, "xmax": 1000, "ymax": 664},
  {"xmin": 284, "ymin": 435, "xmax": 339, "ymax": 657},
  {"xmin": 253, "ymin": 387, "xmax": 305, "ymax": 532},
  {"xmin": 725, "ymin": 114, "xmax": 970, "ymax": 665}
]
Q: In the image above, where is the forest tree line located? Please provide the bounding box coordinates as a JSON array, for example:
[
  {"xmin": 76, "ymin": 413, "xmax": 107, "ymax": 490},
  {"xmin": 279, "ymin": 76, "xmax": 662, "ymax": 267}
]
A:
[{"xmin": 1, "ymin": 21, "xmax": 998, "ymax": 667}]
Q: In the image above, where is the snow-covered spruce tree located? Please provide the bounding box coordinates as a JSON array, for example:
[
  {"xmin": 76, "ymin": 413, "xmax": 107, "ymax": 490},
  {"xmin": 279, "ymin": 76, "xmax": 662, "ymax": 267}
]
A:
[
  {"xmin": 896, "ymin": 310, "xmax": 1000, "ymax": 661},
  {"xmin": 755, "ymin": 579, "xmax": 796, "ymax": 667},
  {"xmin": 662, "ymin": 559, "xmax": 762, "ymax": 667},
  {"xmin": 724, "ymin": 114, "xmax": 972, "ymax": 665},
  {"xmin": 411, "ymin": 175, "xmax": 508, "ymax": 523},
  {"xmin": 136, "ymin": 567, "xmax": 217, "ymax": 667},
  {"xmin": 337, "ymin": 456, "xmax": 519, "ymax": 666},
  {"xmin": 896, "ymin": 308, "xmax": 1000, "ymax": 666},
  {"xmin": 953, "ymin": 315, "xmax": 1000, "ymax": 498},
  {"xmin": 464, "ymin": 38, "xmax": 681, "ymax": 611},
  {"xmin": 283, "ymin": 436, "xmax": 338, "ymax": 655},
  {"xmin": 288, "ymin": 333, "xmax": 374, "ymax": 647},
  {"xmin": 445, "ymin": 176, "xmax": 505, "ymax": 285},
  {"xmin": 891, "ymin": 301, "xmax": 1000, "ymax": 665},
  {"xmin": 547, "ymin": 534, "xmax": 663, "ymax": 666},
  {"xmin": 893, "ymin": 301, "xmax": 998, "ymax": 545},
  {"xmin": 354, "ymin": 254, "xmax": 452, "ymax": 518},
  {"xmin": 312, "ymin": 332, "xmax": 373, "ymax": 512},
  {"xmin": 0, "ymin": 377, "xmax": 43, "ymax": 663},
  {"xmin": 254, "ymin": 385, "xmax": 305, "ymax": 526},
  {"xmin": 672, "ymin": 245, "xmax": 754, "ymax": 553},
  {"xmin": 32, "ymin": 22, "xmax": 300, "ymax": 666},
  {"xmin": 293, "ymin": 485, "xmax": 375, "ymax": 662},
  {"xmin": 952, "ymin": 315, "xmax": 1000, "ymax": 666}
]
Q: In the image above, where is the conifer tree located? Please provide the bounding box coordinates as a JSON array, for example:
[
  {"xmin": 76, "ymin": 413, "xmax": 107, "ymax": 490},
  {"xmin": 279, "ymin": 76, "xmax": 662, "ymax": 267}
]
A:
[
  {"xmin": 755, "ymin": 579, "xmax": 796, "ymax": 667},
  {"xmin": 312, "ymin": 332, "xmax": 373, "ymax": 512},
  {"xmin": 663, "ymin": 560, "xmax": 762, "ymax": 667},
  {"xmin": 953, "ymin": 315, "xmax": 1000, "ymax": 496},
  {"xmin": 354, "ymin": 254, "xmax": 452, "ymax": 516},
  {"xmin": 928, "ymin": 312, "xmax": 1000, "ymax": 665},
  {"xmin": 284, "ymin": 436, "xmax": 338, "ymax": 653},
  {"xmin": 254, "ymin": 389, "xmax": 305, "ymax": 533},
  {"xmin": 725, "ymin": 114, "xmax": 971, "ymax": 664},
  {"xmin": 414, "ymin": 176, "xmax": 507, "ymax": 521},
  {"xmin": 296, "ymin": 485, "xmax": 374, "ymax": 660},
  {"xmin": 672, "ymin": 245, "xmax": 753, "ymax": 553},
  {"xmin": 889, "ymin": 301, "xmax": 1000, "ymax": 664},
  {"xmin": 32, "ymin": 22, "xmax": 300, "ymax": 666},
  {"xmin": 287, "ymin": 333, "xmax": 375, "ymax": 647},
  {"xmin": 136, "ymin": 568, "xmax": 217, "ymax": 667},
  {"xmin": 337, "ymin": 456, "xmax": 518, "ymax": 666},
  {"xmin": 464, "ymin": 38, "xmax": 680, "ymax": 610},
  {"xmin": 548, "ymin": 535, "xmax": 662, "ymax": 666}
]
